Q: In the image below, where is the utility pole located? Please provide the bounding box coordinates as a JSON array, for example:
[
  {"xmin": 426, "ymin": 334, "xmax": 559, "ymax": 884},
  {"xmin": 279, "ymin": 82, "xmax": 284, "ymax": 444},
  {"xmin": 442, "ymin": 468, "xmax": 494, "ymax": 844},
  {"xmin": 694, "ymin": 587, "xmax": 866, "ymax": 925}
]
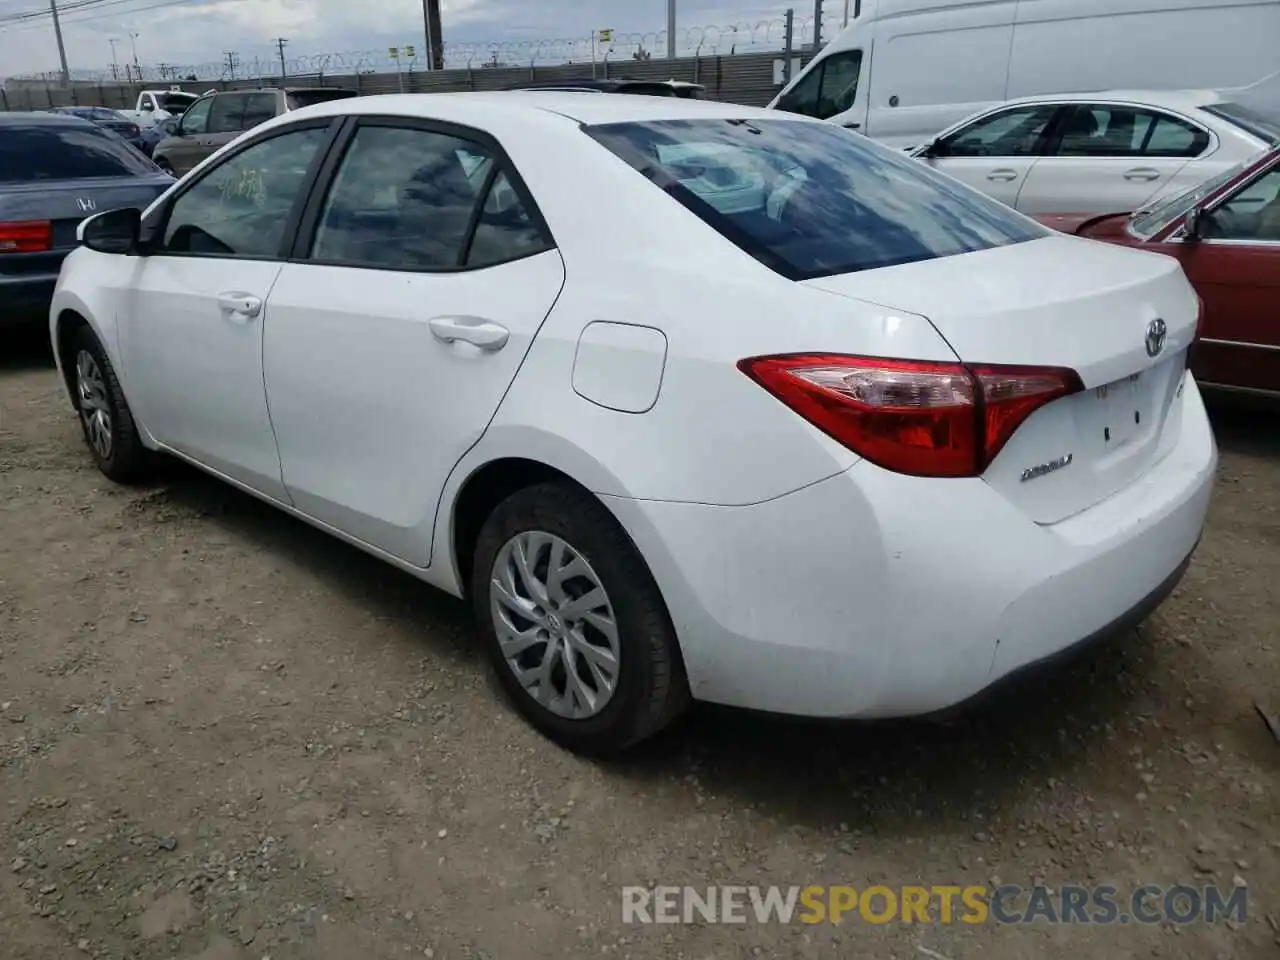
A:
[
  {"xmin": 422, "ymin": 0, "xmax": 443, "ymax": 70},
  {"xmin": 666, "ymin": 0, "xmax": 676, "ymax": 59},
  {"xmin": 275, "ymin": 37, "xmax": 288, "ymax": 81},
  {"xmin": 128, "ymin": 30, "xmax": 141, "ymax": 81},
  {"xmin": 49, "ymin": 0, "xmax": 70, "ymax": 84},
  {"xmin": 224, "ymin": 50, "xmax": 239, "ymax": 80},
  {"xmin": 108, "ymin": 38, "xmax": 120, "ymax": 80},
  {"xmin": 813, "ymin": 0, "xmax": 823, "ymax": 49}
]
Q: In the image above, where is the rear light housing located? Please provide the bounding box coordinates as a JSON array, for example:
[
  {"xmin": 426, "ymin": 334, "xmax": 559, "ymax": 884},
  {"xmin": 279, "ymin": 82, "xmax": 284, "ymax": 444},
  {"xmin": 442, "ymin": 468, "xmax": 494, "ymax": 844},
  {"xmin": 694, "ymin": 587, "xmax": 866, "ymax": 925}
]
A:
[
  {"xmin": 127, "ymin": 123, "xmax": 140, "ymax": 139},
  {"xmin": 739, "ymin": 354, "xmax": 1083, "ymax": 478},
  {"xmin": 0, "ymin": 220, "xmax": 52, "ymax": 253}
]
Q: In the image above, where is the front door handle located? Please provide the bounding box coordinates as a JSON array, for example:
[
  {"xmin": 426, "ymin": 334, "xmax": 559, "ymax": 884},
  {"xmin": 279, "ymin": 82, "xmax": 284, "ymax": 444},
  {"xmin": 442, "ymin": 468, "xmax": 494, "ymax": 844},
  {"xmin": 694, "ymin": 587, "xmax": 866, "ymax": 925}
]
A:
[
  {"xmin": 1124, "ymin": 167, "xmax": 1161, "ymax": 182},
  {"xmin": 216, "ymin": 292, "xmax": 262, "ymax": 319},
  {"xmin": 429, "ymin": 315, "xmax": 509, "ymax": 352},
  {"xmin": 987, "ymin": 168, "xmax": 1019, "ymax": 182}
]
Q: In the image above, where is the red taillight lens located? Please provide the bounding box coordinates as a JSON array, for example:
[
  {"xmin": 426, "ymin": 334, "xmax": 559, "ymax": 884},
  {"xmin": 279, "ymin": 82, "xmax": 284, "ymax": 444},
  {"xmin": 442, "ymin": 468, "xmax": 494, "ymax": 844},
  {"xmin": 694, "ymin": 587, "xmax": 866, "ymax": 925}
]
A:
[
  {"xmin": 739, "ymin": 354, "xmax": 1082, "ymax": 478},
  {"xmin": 0, "ymin": 220, "xmax": 52, "ymax": 253}
]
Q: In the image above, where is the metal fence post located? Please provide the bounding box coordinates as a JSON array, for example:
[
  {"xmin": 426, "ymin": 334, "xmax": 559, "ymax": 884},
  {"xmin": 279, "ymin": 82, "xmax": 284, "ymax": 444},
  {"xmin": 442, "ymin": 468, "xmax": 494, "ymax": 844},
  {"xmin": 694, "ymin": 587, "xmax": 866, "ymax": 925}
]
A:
[
  {"xmin": 813, "ymin": 0, "xmax": 823, "ymax": 48},
  {"xmin": 783, "ymin": 9, "xmax": 794, "ymax": 83}
]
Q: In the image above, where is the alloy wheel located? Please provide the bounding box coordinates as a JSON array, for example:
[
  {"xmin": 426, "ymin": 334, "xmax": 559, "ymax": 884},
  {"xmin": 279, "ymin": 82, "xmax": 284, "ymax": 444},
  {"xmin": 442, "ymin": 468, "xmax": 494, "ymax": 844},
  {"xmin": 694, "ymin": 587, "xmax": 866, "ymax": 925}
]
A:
[
  {"xmin": 489, "ymin": 530, "xmax": 621, "ymax": 720},
  {"xmin": 75, "ymin": 349, "xmax": 113, "ymax": 460}
]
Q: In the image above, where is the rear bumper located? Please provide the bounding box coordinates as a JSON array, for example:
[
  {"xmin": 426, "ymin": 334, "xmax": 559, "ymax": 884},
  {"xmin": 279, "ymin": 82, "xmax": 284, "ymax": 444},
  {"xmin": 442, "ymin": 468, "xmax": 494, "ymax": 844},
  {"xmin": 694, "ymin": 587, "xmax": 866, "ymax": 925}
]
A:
[
  {"xmin": 603, "ymin": 373, "xmax": 1216, "ymax": 718},
  {"xmin": 0, "ymin": 269, "xmax": 62, "ymax": 324}
]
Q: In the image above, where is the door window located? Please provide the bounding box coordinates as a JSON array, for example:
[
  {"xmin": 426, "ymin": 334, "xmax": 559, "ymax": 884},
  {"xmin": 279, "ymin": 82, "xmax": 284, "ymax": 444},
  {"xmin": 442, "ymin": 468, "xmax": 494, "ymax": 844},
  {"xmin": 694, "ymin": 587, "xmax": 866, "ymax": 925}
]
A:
[
  {"xmin": 207, "ymin": 94, "xmax": 247, "ymax": 135},
  {"xmin": 240, "ymin": 93, "xmax": 278, "ymax": 130},
  {"xmin": 936, "ymin": 105, "xmax": 1059, "ymax": 158},
  {"xmin": 774, "ymin": 50, "xmax": 863, "ymax": 120},
  {"xmin": 1055, "ymin": 105, "xmax": 1210, "ymax": 158},
  {"xmin": 159, "ymin": 126, "xmax": 328, "ymax": 257},
  {"xmin": 179, "ymin": 97, "xmax": 212, "ymax": 136},
  {"xmin": 309, "ymin": 124, "xmax": 550, "ymax": 270},
  {"xmin": 1205, "ymin": 167, "xmax": 1280, "ymax": 241}
]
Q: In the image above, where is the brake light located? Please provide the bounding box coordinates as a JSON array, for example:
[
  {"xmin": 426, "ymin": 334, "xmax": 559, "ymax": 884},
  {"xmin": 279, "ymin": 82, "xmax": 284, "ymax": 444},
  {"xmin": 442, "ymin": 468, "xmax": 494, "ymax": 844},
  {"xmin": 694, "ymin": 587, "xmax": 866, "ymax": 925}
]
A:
[
  {"xmin": 0, "ymin": 220, "xmax": 52, "ymax": 253},
  {"xmin": 127, "ymin": 123, "xmax": 140, "ymax": 138},
  {"xmin": 738, "ymin": 354, "xmax": 1082, "ymax": 478}
]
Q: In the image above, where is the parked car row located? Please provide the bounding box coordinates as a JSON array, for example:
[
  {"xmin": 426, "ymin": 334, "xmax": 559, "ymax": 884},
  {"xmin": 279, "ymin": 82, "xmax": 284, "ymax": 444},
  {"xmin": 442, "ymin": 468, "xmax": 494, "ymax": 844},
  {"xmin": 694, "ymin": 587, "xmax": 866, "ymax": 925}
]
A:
[{"xmin": 42, "ymin": 92, "xmax": 1220, "ymax": 755}]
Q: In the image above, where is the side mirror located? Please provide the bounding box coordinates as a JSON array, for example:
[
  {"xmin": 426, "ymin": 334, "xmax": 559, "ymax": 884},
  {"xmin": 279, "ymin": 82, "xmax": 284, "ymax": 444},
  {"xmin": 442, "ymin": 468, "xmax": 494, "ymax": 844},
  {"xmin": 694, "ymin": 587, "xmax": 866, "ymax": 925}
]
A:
[
  {"xmin": 913, "ymin": 139, "xmax": 940, "ymax": 159},
  {"xmin": 78, "ymin": 208, "xmax": 141, "ymax": 255},
  {"xmin": 1183, "ymin": 205, "xmax": 1205, "ymax": 241}
]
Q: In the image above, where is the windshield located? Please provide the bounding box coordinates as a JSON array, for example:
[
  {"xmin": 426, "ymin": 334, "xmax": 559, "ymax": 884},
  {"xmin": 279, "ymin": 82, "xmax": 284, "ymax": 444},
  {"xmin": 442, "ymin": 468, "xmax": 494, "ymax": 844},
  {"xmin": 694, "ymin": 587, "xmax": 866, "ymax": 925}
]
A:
[
  {"xmin": 1202, "ymin": 101, "xmax": 1280, "ymax": 146},
  {"xmin": 585, "ymin": 117, "xmax": 1046, "ymax": 280},
  {"xmin": 1129, "ymin": 151, "xmax": 1270, "ymax": 238},
  {"xmin": 0, "ymin": 122, "xmax": 159, "ymax": 181}
]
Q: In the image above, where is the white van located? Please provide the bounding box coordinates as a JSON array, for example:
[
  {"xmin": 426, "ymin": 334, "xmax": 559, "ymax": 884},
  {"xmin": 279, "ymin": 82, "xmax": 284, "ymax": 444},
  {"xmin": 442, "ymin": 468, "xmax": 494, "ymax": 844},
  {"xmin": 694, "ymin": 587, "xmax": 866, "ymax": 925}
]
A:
[{"xmin": 768, "ymin": 0, "xmax": 1280, "ymax": 149}]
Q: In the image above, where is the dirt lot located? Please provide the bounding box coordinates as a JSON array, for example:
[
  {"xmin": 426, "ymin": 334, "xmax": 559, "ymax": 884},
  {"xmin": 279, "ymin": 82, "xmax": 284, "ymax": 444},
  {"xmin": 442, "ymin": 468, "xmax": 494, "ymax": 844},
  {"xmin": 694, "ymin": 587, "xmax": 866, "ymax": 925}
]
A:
[{"xmin": 1, "ymin": 327, "xmax": 1277, "ymax": 960}]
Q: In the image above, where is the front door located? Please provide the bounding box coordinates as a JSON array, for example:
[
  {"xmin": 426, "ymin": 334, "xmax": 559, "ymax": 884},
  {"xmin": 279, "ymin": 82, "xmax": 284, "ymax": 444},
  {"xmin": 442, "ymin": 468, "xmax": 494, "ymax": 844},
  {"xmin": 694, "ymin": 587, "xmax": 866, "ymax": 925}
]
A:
[
  {"xmin": 925, "ymin": 103, "xmax": 1060, "ymax": 208},
  {"xmin": 119, "ymin": 123, "xmax": 335, "ymax": 498},
  {"xmin": 163, "ymin": 95, "xmax": 213, "ymax": 175},
  {"xmin": 1173, "ymin": 163, "xmax": 1280, "ymax": 392},
  {"xmin": 261, "ymin": 119, "xmax": 566, "ymax": 565}
]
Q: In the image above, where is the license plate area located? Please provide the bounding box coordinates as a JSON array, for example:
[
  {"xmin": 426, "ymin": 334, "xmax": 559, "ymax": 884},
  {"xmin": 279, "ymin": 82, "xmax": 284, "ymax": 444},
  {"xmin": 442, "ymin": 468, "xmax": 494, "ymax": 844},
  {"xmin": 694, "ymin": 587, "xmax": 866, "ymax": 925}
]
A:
[{"xmin": 1092, "ymin": 366, "xmax": 1163, "ymax": 450}]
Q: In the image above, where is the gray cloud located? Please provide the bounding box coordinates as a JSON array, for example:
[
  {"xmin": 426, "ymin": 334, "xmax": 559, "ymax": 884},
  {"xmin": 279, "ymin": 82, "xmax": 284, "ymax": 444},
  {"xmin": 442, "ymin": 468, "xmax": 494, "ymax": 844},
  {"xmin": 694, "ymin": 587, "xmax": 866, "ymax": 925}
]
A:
[{"xmin": 1, "ymin": 0, "xmax": 832, "ymax": 78}]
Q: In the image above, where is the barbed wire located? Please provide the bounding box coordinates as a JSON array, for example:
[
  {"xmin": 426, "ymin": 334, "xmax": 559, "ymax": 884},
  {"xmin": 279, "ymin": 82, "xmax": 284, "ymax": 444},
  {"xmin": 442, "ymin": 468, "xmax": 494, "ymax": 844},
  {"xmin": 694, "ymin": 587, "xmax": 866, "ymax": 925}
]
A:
[{"xmin": 7, "ymin": 14, "xmax": 842, "ymax": 83}]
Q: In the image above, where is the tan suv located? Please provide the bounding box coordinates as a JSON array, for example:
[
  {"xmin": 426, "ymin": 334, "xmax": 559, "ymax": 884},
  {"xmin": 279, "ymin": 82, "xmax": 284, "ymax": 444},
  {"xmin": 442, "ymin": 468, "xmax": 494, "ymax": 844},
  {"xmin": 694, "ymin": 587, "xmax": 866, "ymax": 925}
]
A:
[{"xmin": 152, "ymin": 87, "xmax": 358, "ymax": 176}]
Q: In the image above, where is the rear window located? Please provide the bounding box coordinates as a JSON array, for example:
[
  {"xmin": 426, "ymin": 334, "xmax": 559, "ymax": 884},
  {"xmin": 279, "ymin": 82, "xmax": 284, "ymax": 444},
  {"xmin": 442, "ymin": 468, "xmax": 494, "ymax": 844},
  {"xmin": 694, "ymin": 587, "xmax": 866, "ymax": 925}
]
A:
[
  {"xmin": 0, "ymin": 123, "xmax": 158, "ymax": 182},
  {"xmin": 287, "ymin": 90, "xmax": 358, "ymax": 110},
  {"xmin": 160, "ymin": 94, "xmax": 197, "ymax": 114},
  {"xmin": 1202, "ymin": 101, "xmax": 1280, "ymax": 146},
  {"xmin": 586, "ymin": 118, "xmax": 1046, "ymax": 280}
]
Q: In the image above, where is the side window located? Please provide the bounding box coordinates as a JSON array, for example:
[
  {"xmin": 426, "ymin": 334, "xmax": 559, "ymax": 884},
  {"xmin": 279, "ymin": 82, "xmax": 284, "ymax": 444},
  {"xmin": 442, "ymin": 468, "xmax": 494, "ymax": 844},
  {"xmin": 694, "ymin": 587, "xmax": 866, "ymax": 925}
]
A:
[
  {"xmin": 775, "ymin": 51, "xmax": 863, "ymax": 120},
  {"xmin": 1206, "ymin": 167, "xmax": 1280, "ymax": 241},
  {"xmin": 310, "ymin": 125, "xmax": 549, "ymax": 270},
  {"xmin": 1055, "ymin": 106, "xmax": 1210, "ymax": 158},
  {"xmin": 179, "ymin": 97, "xmax": 212, "ymax": 135},
  {"xmin": 240, "ymin": 93, "xmax": 278, "ymax": 131},
  {"xmin": 207, "ymin": 95, "xmax": 246, "ymax": 135},
  {"xmin": 1143, "ymin": 113, "xmax": 1210, "ymax": 158},
  {"xmin": 160, "ymin": 126, "xmax": 327, "ymax": 258},
  {"xmin": 938, "ymin": 105, "xmax": 1059, "ymax": 158},
  {"xmin": 468, "ymin": 171, "xmax": 551, "ymax": 267}
]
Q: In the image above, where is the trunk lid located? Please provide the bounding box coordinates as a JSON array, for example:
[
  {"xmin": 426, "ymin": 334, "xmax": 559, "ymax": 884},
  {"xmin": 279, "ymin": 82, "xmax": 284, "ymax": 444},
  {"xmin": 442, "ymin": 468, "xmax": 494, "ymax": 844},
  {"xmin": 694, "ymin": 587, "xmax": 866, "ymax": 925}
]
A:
[
  {"xmin": 0, "ymin": 175, "xmax": 172, "ymax": 249},
  {"xmin": 803, "ymin": 235, "xmax": 1199, "ymax": 524}
]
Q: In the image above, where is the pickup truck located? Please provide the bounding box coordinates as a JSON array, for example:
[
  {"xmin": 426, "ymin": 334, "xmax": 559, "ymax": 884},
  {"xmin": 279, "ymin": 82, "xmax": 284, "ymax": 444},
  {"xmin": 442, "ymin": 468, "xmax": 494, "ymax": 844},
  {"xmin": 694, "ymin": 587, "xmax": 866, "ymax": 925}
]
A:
[{"xmin": 117, "ymin": 89, "xmax": 204, "ymax": 128}]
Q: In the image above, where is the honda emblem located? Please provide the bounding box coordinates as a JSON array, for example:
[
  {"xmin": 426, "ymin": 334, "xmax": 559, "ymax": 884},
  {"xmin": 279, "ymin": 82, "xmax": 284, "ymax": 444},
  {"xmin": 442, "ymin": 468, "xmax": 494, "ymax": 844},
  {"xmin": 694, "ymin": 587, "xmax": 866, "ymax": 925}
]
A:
[{"xmin": 76, "ymin": 197, "xmax": 96, "ymax": 213}]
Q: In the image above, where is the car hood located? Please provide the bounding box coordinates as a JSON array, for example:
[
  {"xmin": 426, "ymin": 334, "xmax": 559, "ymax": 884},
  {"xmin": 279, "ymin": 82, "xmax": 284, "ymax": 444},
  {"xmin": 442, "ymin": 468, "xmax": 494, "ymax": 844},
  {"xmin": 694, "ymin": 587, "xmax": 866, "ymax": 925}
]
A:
[{"xmin": 1035, "ymin": 211, "xmax": 1134, "ymax": 239}]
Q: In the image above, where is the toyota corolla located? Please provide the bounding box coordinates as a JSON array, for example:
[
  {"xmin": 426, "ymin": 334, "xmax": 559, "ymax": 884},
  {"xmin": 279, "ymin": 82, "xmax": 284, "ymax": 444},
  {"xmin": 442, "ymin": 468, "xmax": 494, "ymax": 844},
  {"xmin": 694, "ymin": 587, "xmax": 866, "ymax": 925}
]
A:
[{"xmin": 49, "ymin": 92, "xmax": 1216, "ymax": 755}]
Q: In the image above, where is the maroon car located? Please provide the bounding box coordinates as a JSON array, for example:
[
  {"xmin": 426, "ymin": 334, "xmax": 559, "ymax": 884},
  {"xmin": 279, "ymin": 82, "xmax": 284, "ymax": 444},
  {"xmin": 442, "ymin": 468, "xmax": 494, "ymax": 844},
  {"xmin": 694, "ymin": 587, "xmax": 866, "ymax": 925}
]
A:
[{"xmin": 1038, "ymin": 145, "xmax": 1280, "ymax": 397}]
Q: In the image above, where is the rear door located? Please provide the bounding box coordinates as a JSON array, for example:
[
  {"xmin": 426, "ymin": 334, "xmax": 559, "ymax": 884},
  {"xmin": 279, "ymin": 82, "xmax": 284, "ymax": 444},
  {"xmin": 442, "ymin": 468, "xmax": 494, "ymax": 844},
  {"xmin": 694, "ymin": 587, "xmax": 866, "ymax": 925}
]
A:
[
  {"xmin": 196, "ymin": 92, "xmax": 250, "ymax": 165},
  {"xmin": 261, "ymin": 118, "xmax": 565, "ymax": 565},
  {"xmin": 923, "ymin": 103, "xmax": 1062, "ymax": 207},
  {"xmin": 1171, "ymin": 161, "xmax": 1280, "ymax": 392},
  {"xmin": 1015, "ymin": 103, "xmax": 1209, "ymax": 215},
  {"xmin": 162, "ymin": 95, "xmax": 214, "ymax": 175}
]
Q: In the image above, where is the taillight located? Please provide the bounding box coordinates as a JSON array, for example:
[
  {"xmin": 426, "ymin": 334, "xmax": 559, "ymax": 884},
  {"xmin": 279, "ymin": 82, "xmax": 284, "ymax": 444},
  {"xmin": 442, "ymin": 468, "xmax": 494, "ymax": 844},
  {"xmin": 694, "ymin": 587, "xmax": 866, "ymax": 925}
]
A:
[
  {"xmin": 738, "ymin": 354, "xmax": 1082, "ymax": 478},
  {"xmin": 0, "ymin": 220, "xmax": 52, "ymax": 253},
  {"xmin": 127, "ymin": 124, "xmax": 140, "ymax": 138}
]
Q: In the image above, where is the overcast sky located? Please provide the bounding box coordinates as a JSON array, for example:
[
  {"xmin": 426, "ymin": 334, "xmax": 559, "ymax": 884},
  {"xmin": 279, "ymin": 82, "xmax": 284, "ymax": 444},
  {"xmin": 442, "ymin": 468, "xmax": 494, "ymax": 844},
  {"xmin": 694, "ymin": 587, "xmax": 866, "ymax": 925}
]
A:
[{"xmin": 0, "ymin": 0, "xmax": 839, "ymax": 79}]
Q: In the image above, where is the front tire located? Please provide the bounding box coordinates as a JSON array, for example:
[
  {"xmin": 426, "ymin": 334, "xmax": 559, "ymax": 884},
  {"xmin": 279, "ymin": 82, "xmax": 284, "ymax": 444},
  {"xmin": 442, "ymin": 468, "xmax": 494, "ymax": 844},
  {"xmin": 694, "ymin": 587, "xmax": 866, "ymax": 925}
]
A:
[
  {"xmin": 471, "ymin": 482, "xmax": 689, "ymax": 756},
  {"xmin": 70, "ymin": 327, "xmax": 152, "ymax": 484}
]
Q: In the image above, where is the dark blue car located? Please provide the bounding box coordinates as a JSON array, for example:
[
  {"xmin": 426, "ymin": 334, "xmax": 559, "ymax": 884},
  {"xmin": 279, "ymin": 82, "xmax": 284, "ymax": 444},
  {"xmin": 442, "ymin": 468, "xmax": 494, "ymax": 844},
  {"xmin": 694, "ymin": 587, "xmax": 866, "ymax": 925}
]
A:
[
  {"xmin": 51, "ymin": 105, "xmax": 146, "ymax": 152},
  {"xmin": 1, "ymin": 112, "xmax": 174, "ymax": 324},
  {"xmin": 139, "ymin": 114, "xmax": 181, "ymax": 157}
]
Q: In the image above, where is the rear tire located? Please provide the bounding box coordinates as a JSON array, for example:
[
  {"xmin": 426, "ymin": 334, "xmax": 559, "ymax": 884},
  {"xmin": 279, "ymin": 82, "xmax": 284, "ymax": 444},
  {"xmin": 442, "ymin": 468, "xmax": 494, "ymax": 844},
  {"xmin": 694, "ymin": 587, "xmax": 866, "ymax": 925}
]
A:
[
  {"xmin": 471, "ymin": 482, "xmax": 689, "ymax": 757},
  {"xmin": 69, "ymin": 327, "xmax": 152, "ymax": 484}
]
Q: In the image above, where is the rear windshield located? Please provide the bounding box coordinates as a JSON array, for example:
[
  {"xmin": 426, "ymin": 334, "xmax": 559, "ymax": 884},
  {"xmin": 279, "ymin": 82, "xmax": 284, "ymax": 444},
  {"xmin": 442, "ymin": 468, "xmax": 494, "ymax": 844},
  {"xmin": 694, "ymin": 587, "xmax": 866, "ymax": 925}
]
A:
[
  {"xmin": 1203, "ymin": 101, "xmax": 1280, "ymax": 145},
  {"xmin": 619, "ymin": 83, "xmax": 704, "ymax": 99},
  {"xmin": 65, "ymin": 107, "xmax": 124, "ymax": 122},
  {"xmin": 160, "ymin": 94, "xmax": 197, "ymax": 113},
  {"xmin": 287, "ymin": 89, "xmax": 359, "ymax": 110},
  {"xmin": 0, "ymin": 123, "xmax": 159, "ymax": 182},
  {"xmin": 586, "ymin": 118, "xmax": 1046, "ymax": 280}
]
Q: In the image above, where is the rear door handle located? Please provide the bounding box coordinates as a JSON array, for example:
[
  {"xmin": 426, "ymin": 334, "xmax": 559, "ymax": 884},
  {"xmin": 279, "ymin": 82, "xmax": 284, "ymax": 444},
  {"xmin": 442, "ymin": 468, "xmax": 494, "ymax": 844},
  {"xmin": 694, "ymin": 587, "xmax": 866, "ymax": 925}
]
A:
[
  {"xmin": 1124, "ymin": 167, "xmax": 1161, "ymax": 182},
  {"xmin": 217, "ymin": 292, "xmax": 262, "ymax": 319},
  {"xmin": 987, "ymin": 168, "xmax": 1019, "ymax": 182},
  {"xmin": 429, "ymin": 315, "xmax": 509, "ymax": 352}
]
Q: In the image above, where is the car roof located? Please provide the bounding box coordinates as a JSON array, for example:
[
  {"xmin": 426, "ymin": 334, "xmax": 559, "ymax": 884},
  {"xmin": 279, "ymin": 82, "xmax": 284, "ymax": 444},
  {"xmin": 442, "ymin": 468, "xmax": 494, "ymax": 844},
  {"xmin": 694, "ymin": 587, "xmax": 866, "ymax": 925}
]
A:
[
  {"xmin": 1003, "ymin": 89, "xmax": 1226, "ymax": 111},
  {"xmin": 281, "ymin": 90, "xmax": 792, "ymax": 129},
  {"xmin": 0, "ymin": 111, "xmax": 93, "ymax": 127}
]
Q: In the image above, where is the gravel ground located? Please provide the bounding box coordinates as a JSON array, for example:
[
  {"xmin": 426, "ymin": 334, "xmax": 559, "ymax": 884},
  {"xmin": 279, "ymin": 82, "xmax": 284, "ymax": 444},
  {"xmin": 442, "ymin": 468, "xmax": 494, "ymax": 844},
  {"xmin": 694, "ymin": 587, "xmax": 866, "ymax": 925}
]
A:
[{"xmin": 1, "ymin": 327, "xmax": 1277, "ymax": 960}]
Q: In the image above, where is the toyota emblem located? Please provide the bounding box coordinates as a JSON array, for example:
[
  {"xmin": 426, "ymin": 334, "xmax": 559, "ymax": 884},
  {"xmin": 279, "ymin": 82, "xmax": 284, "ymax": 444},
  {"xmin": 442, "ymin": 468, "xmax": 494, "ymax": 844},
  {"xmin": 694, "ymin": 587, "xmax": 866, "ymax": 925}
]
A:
[{"xmin": 1145, "ymin": 317, "xmax": 1167, "ymax": 359}]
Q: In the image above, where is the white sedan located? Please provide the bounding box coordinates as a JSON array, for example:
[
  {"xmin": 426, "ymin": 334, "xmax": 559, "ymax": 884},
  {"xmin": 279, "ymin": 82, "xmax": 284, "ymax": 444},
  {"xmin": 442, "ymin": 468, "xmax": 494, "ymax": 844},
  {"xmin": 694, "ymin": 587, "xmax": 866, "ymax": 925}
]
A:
[
  {"xmin": 912, "ymin": 89, "xmax": 1278, "ymax": 215},
  {"xmin": 51, "ymin": 92, "xmax": 1216, "ymax": 755}
]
